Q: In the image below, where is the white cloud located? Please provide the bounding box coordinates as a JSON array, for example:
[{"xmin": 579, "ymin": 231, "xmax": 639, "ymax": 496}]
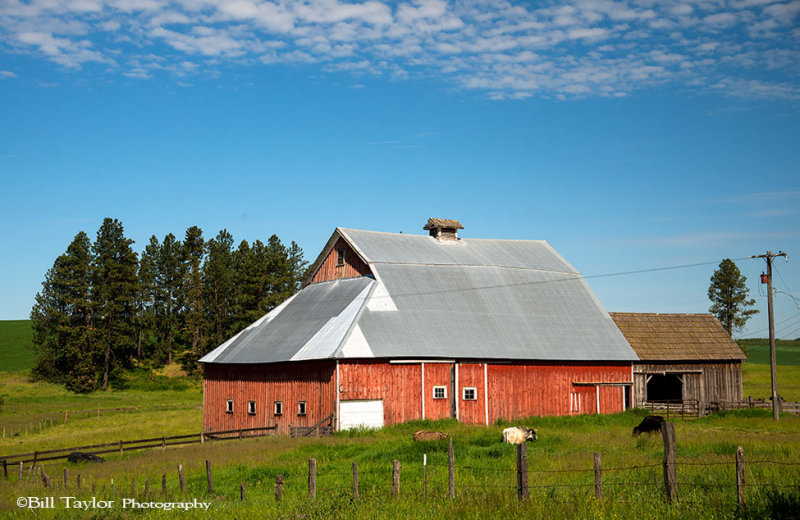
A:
[
  {"xmin": 0, "ymin": 0, "xmax": 797, "ymax": 100},
  {"xmin": 0, "ymin": 70, "xmax": 17, "ymax": 78}
]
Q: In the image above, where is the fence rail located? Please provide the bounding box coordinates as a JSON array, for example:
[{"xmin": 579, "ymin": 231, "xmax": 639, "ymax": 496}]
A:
[
  {"xmin": 0, "ymin": 426, "xmax": 276, "ymax": 466},
  {"xmin": 637, "ymin": 396, "xmax": 800, "ymax": 419}
]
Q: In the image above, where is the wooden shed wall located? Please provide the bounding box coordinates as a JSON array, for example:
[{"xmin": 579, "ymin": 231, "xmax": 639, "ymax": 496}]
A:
[
  {"xmin": 203, "ymin": 361, "xmax": 335, "ymax": 435},
  {"xmin": 633, "ymin": 361, "xmax": 743, "ymax": 405},
  {"xmin": 310, "ymin": 237, "xmax": 372, "ymax": 283}
]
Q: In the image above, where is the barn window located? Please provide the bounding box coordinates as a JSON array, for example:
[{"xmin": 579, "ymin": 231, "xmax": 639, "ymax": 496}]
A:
[
  {"xmin": 274, "ymin": 401, "xmax": 283, "ymax": 416},
  {"xmin": 247, "ymin": 400, "xmax": 256, "ymax": 415},
  {"xmin": 226, "ymin": 399, "xmax": 234, "ymax": 413},
  {"xmin": 462, "ymin": 387, "xmax": 477, "ymax": 401},
  {"xmin": 433, "ymin": 386, "xmax": 447, "ymax": 399},
  {"xmin": 298, "ymin": 401, "xmax": 307, "ymax": 416},
  {"xmin": 336, "ymin": 248, "xmax": 346, "ymax": 267}
]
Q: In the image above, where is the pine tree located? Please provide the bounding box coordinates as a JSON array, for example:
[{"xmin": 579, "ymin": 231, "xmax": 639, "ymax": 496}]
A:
[
  {"xmin": 181, "ymin": 226, "xmax": 205, "ymax": 373},
  {"xmin": 91, "ymin": 218, "xmax": 139, "ymax": 390},
  {"xmin": 156, "ymin": 233, "xmax": 183, "ymax": 365},
  {"xmin": 30, "ymin": 232, "xmax": 95, "ymax": 392},
  {"xmin": 708, "ymin": 258, "xmax": 759, "ymax": 336},
  {"xmin": 202, "ymin": 229, "xmax": 235, "ymax": 354},
  {"xmin": 137, "ymin": 235, "xmax": 161, "ymax": 364}
]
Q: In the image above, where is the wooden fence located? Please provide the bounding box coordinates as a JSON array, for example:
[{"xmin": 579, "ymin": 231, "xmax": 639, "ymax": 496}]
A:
[
  {"xmin": 639, "ymin": 396, "xmax": 800, "ymax": 419},
  {"xmin": 289, "ymin": 413, "xmax": 335, "ymax": 438},
  {"xmin": 6, "ymin": 426, "xmax": 798, "ymax": 513},
  {"xmin": 0, "ymin": 426, "xmax": 276, "ymax": 468}
]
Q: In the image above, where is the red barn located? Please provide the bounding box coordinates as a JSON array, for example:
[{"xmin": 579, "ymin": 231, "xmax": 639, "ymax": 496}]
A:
[{"xmin": 200, "ymin": 219, "xmax": 637, "ymax": 434}]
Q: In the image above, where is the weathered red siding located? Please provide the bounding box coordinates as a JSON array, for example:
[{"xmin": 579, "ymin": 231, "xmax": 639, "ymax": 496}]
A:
[
  {"xmin": 338, "ymin": 361, "xmax": 423, "ymax": 425},
  {"xmin": 203, "ymin": 361, "xmax": 335, "ymax": 435},
  {"xmin": 203, "ymin": 360, "xmax": 632, "ymax": 433},
  {"xmin": 311, "ymin": 238, "xmax": 372, "ymax": 283}
]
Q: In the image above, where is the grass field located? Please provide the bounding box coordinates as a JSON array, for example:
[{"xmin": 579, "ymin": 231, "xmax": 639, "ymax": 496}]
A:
[
  {"xmin": 1, "ymin": 326, "xmax": 800, "ymax": 518},
  {"xmin": 0, "ymin": 321, "xmax": 33, "ymax": 372}
]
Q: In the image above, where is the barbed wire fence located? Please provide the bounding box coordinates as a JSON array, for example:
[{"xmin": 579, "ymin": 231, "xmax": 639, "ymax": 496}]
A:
[{"xmin": 4, "ymin": 424, "xmax": 799, "ymax": 512}]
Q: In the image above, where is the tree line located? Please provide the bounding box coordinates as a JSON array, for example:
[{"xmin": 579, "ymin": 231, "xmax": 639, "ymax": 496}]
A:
[{"xmin": 30, "ymin": 218, "xmax": 307, "ymax": 393}]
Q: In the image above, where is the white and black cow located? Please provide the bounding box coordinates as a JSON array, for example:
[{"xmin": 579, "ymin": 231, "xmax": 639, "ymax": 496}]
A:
[{"xmin": 502, "ymin": 427, "xmax": 538, "ymax": 444}]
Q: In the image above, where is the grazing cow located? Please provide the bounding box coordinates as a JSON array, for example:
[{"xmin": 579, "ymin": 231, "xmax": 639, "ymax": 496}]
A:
[
  {"xmin": 632, "ymin": 415, "xmax": 665, "ymax": 436},
  {"xmin": 502, "ymin": 427, "xmax": 538, "ymax": 444},
  {"xmin": 67, "ymin": 452, "xmax": 105, "ymax": 463},
  {"xmin": 413, "ymin": 430, "xmax": 449, "ymax": 441}
]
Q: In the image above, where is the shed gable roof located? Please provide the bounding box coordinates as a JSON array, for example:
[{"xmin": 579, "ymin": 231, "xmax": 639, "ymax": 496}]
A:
[{"xmin": 609, "ymin": 312, "xmax": 746, "ymax": 361}]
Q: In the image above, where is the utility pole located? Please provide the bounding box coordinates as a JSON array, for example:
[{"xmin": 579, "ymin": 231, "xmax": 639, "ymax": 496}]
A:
[{"xmin": 751, "ymin": 251, "xmax": 787, "ymax": 420}]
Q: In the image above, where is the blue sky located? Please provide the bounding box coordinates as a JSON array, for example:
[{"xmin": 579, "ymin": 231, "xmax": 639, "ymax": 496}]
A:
[{"xmin": 1, "ymin": 0, "xmax": 798, "ymax": 339}]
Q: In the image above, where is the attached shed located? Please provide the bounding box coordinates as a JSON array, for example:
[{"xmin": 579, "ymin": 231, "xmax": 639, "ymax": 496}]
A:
[
  {"xmin": 609, "ymin": 313, "xmax": 747, "ymax": 408},
  {"xmin": 201, "ymin": 220, "xmax": 638, "ymax": 434}
]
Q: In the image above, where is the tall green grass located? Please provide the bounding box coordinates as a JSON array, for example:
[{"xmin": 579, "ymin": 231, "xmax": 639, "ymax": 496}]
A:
[{"xmin": 0, "ymin": 320, "xmax": 33, "ymax": 372}]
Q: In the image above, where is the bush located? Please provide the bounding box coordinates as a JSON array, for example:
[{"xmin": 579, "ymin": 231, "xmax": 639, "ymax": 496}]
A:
[{"xmin": 115, "ymin": 367, "xmax": 190, "ymax": 391}]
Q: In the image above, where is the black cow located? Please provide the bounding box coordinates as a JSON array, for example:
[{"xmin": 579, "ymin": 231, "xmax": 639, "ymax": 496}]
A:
[
  {"xmin": 632, "ymin": 415, "xmax": 665, "ymax": 436},
  {"xmin": 67, "ymin": 452, "xmax": 105, "ymax": 463}
]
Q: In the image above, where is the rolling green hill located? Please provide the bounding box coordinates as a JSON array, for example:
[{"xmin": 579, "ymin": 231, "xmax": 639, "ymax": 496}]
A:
[
  {"xmin": 738, "ymin": 338, "xmax": 800, "ymax": 366},
  {"xmin": 0, "ymin": 320, "xmax": 34, "ymax": 371}
]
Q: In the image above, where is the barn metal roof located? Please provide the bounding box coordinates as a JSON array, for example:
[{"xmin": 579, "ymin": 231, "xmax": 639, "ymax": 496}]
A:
[{"xmin": 200, "ymin": 228, "xmax": 638, "ymax": 364}]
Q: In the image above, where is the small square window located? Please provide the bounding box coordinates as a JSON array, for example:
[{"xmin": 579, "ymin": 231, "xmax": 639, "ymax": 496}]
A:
[
  {"xmin": 298, "ymin": 401, "xmax": 307, "ymax": 416},
  {"xmin": 463, "ymin": 387, "xmax": 477, "ymax": 401},
  {"xmin": 274, "ymin": 401, "xmax": 283, "ymax": 416},
  {"xmin": 433, "ymin": 386, "xmax": 447, "ymax": 399},
  {"xmin": 248, "ymin": 400, "xmax": 256, "ymax": 415},
  {"xmin": 226, "ymin": 399, "xmax": 234, "ymax": 413},
  {"xmin": 336, "ymin": 248, "xmax": 345, "ymax": 267}
]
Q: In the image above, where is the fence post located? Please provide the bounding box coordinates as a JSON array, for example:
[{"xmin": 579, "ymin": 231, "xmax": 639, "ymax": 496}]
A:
[
  {"xmin": 594, "ymin": 452, "xmax": 602, "ymax": 500},
  {"xmin": 119, "ymin": 440, "xmax": 123, "ymax": 456},
  {"xmin": 736, "ymin": 446, "xmax": 746, "ymax": 512},
  {"xmin": 145, "ymin": 478, "xmax": 150, "ymax": 495},
  {"xmin": 353, "ymin": 462, "xmax": 359, "ymax": 500},
  {"xmin": 661, "ymin": 422, "xmax": 678, "ymax": 504},
  {"xmin": 240, "ymin": 482, "xmax": 246, "ymax": 501},
  {"xmin": 77, "ymin": 474, "xmax": 81, "ymax": 490},
  {"xmin": 308, "ymin": 458, "xmax": 316, "ymax": 498},
  {"xmin": 423, "ymin": 454, "xmax": 428, "ymax": 498},
  {"xmin": 392, "ymin": 460, "xmax": 401, "ymax": 498},
  {"xmin": 448, "ymin": 438, "xmax": 455, "ymax": 499},
  {"xmin": 64, "ymin": 468, "xmax": 69, "ymax": 491},
  {"xmin": 178, "ymin": 465, "xmax": 185, "ymax": 493},
  {"xmin": 517, "ymin": 443, "xmax": 529, "ymax": 501},
  {"xmin": 19, "ymin": 462, "xmax": 23, "ymax": 485},
  {"xmin": 275, "ymin": 474, "xmax": 284, "ymax": 502},
  {"xmin": 131, "ymin": 477, "xmax": 135, "ymax": 496},
  {"xmin": 162, "ymin": 473, "xmax": 167, "ymax": 495},
  {"xmin": 206, "ymin": 459, "xmax": 213, "ymax": 493},
  {"xmin": 3, "ymin": 459, "xmax": 6, "ymax": 481},
  {"xmin": 162, "ymin": 436, "xmax": 166, "ymax": 451},
  {"xmin": 33, "ymin": 451, "xmax": 38, "ymax": 466},
  {"xmin": 41, "ymin": 468, "xmax": 50, "ymax": 488},
  {"xmin": 200, "ymin": 432, "xmax": 205, "ymax": 444}
]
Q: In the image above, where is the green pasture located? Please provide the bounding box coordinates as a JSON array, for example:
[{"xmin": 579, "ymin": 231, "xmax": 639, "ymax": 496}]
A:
[
  {"xmin": 1, "ymin": 411, "xmax": 799, "ymax": 519},
  {"xmin": 0, "ymin": 321, "xmax": 33, "ymax": 372}
]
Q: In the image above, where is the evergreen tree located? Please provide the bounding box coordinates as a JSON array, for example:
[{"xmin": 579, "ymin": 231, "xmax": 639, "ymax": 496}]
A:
[
  {"xmin": 91, "ymin": 218, "xmax": 139, "ymax": 390},
  {"xmin": 202, "ymin": 229, "xmax": 235, "ymax": 354},
  {"xmin": 181, "ymin": 226, "xmax": 205, "ymax": 373},
  {"xmin": 155, "ymin": 233, "xmax": 183, "ymax": 365},
  {"xmin": 708, "ymin": 258, "xmax": 759, "ymax": 336},
  {"xmin": 137, "ymin": 235, "xmax": 161, "ymax": 364},
  {"xmin": 30, "ymin": 232, "xmax": 95, "ymax": 392}
]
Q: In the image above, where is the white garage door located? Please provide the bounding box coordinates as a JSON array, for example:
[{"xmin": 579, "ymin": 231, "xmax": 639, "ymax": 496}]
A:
[{"xmin": 340, "ymin": 399, "xmax": 384, "ymax": 430}]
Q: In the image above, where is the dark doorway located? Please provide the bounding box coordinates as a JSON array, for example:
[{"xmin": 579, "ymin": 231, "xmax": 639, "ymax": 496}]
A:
[
  {"xmin": 623, "ymin": 385, "xmax": 632, "ymax": 409},
  {"xmin": 646, "ymin": 374, "xmax": 683, "ymax": 402}
]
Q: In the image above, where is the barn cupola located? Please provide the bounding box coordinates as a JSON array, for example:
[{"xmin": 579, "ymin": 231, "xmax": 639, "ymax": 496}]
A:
[{"xmin": 424, "ymin": 218, "xmax": 463, "ymax": 241}]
